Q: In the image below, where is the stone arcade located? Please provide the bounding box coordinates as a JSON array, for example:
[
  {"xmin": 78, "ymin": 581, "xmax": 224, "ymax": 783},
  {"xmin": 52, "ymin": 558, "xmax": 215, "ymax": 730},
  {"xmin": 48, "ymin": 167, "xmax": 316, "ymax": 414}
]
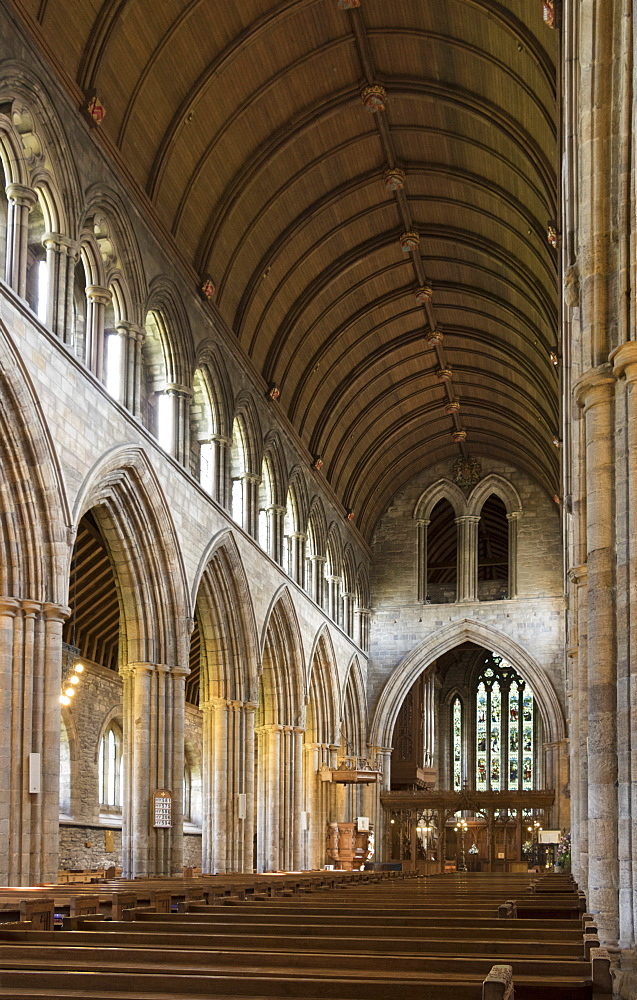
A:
[{"xmin": 0, "ymin": 0, "xmax": 634, "ymax": 973}]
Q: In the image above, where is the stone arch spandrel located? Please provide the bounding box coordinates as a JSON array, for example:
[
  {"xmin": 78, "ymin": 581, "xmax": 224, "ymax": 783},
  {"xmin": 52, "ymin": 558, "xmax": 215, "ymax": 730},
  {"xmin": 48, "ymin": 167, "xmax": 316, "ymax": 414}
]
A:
[
  {"xmin": 413, "ymin": 479, "xmax": 468, "ymax": 522},
  {"xmin": 467, "ymin": 474, "xmax": 523, "ymax": 517},
  {"xmin": 370, "ymin": 618, "xmax": 565, "ymax": 751}
]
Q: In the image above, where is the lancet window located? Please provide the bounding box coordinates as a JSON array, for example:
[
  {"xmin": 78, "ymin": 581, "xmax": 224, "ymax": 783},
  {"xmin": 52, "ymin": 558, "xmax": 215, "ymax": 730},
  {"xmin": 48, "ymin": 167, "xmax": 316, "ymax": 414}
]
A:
[{"xmin": 98, "ymin": 723, "xmax": 123, "ymax": 810}]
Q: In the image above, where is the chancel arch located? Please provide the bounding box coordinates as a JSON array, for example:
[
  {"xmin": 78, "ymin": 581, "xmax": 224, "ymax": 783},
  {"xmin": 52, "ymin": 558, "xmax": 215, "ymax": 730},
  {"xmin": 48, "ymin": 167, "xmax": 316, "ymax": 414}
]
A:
[
  {"xmin": 191, "ymin": 530, "xmax": 259, "ymax": 874},
  {"xmin": 72, "ymin": 445, "xmax": 190, "ymax": 878},
  {"xmin": 256, "ymin": 587, "xmax": 305, "ymax": 872}
]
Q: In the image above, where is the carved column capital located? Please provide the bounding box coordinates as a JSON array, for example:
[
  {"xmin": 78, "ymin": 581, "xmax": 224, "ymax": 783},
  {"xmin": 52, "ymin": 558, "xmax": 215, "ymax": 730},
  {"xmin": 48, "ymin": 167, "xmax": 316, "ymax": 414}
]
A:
[
  {"xmin": 85, "ymin": 284, "xmax": 112, "ymax": 307},
  {"xmin": 5, "ymin": 183, "xmax": 37, "ymax": 208}
]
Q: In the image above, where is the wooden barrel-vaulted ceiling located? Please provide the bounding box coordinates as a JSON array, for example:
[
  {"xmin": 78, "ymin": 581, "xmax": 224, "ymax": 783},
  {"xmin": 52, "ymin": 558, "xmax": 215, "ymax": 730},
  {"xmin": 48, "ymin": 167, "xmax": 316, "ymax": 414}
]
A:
[{"xmin": 11, "ymin": 0, "xmax": 559, "ymax": 539}]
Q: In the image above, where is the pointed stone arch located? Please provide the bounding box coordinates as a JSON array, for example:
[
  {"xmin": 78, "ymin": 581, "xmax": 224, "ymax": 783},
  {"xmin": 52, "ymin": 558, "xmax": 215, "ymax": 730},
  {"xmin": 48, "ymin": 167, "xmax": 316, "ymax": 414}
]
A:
[
  {"xmin": 303, "ymin": 625, "xmax": 340, "ymax": 868},
  {"xmin": 370, "ymin": 618, "xmax": 566, "ymax": 754},
  {"xmin": 342, "ymin": 655, "xmax": 369, "ymax": 757},
  {"xmin": 467, "ymin": 474, "xmax": 523, "ymax": 517},
  {"xmin": 192, "ymin": 530, "xmax": 258, "ymax": 873},
  {"xmin": 414, "ymin": 479, "xmax": 468, "ymax": 522},
  {"xmin": 256, "ymin": 587, "xmax": 305, "ymax": 871},
  {"xmin": 73, "ymin": 444, "xmax": 190, "ymax": 877}
]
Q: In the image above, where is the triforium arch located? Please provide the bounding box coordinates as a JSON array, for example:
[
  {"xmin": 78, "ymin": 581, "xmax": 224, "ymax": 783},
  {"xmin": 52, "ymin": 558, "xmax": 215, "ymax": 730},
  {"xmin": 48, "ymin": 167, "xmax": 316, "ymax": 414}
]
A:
[
  {"xmin": 283, "ymin": 464, "xmax": 309, "ymax": 584},
  {"xmin": 304, "ymin": 626, "xmax": 340, "ymax": 869},
  {"xmin": 306, "ymin": 496, "xmax": 328, "ymax": 605},
  {"xmin": 258, "ymin": 430, "xmax": 287, "ymax": 564},
  {"xmin": 0, "ymin": 317, "xmax": 69, "ymax": 885},
  {"xmin": 191, "ymin": 529, "xmax": 259, "ymax": 873},
  {"xmin": 73, "ymin": 444, "xmax": 190, "ymax": 878},
  {"xmin": 467, "ymin": 474, "xmax": 523, "ymax": 600},
  {"xmin": 256, "ymin": 586, "xmax": 305, "ymax": 872},
  {"xmin": 143, "ymin": 275, "xmax": 193, "ymax": 463},
  {"xmin": 370, "ymin": 619, "xmax": 566, "ymax": 802},
  {"xmin": 191, "ymin": 342, "xmax": 233, "ymax": 506},
  {"xmin": 230, "ymin": 391, "xmax": 263, "ymax": 537}
]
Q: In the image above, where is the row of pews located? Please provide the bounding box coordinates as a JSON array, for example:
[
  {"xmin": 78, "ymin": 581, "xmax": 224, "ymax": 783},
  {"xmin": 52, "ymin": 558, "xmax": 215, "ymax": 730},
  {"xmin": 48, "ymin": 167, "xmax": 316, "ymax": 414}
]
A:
[{"xmin": 0, "ymin": 869, "xmax": 612, "ymax": 1000}]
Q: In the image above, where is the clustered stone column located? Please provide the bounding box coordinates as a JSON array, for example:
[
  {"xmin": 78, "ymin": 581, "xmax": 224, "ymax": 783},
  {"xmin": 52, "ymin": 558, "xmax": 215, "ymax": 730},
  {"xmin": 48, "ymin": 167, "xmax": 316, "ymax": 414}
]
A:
[
  {"xmin": 201, "ymin": 697, "xmax": 255, "ymax": 874},
  {"xmin": 5, "ymin": 183, "xmax": 37, "ymax": 298},
  {"xmin": 120, "ymin": 662, "xmax": 187, "ymax": 877},
  {"xmin": 0, "ymin": 598, "xmax": 69, "ymax": 884},
  {"xmin": 242, "ymin": 473, "xmax": 260, "ymax": 538},
  {"xmin": 115, "ymin": 321, "xmax": 145, "ymax": 415},
  {"xmin": 455, "ymin": 515, "xmax": 479, "ymax": 602},
  {"xmin": 256, "ymin": 723, "xmax": 304, "ymax": 871},
  {"xmin": 84, "ymin": 284, "xmax": 111, "ymax": 381},
  {"xmin": 165, "ymin": 384, "xmax": 192, "ymax": 467},
  {"xmin": 265, "ymin": 504, "xmax": 286, "ymax": 564},
  {"xmin": 287, "ymin": 532, "xmax": 306, "ymax": 584},
  {"xmin": 42, "ymin": 233, "xmax": 79, "ymax": 341},
  {"xmin": 303, "ymin": 741, "xmax": 338, "ymax": 870}
]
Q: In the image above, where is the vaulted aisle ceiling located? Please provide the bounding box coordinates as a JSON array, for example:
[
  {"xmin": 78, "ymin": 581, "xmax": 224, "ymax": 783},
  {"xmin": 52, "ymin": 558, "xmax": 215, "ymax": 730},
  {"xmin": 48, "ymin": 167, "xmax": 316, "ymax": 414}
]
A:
[{"xmin": 11, "ymin": 0, "xmax": 558, "ymax": 539}]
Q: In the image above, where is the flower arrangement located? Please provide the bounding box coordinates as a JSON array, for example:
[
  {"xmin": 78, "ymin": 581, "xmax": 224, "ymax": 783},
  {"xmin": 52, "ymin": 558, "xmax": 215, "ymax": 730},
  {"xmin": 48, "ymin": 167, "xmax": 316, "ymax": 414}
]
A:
[{"xmin": 556, "ymin": 830, "xmax": 571, "ymax": 871}]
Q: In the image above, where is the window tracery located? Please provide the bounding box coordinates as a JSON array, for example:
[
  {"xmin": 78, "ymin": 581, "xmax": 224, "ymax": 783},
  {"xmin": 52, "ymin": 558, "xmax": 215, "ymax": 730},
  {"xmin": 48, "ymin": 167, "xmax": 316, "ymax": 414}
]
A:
[{"xmin": 475, "ymin": 656, "xmax": 535, "ymax": 792}]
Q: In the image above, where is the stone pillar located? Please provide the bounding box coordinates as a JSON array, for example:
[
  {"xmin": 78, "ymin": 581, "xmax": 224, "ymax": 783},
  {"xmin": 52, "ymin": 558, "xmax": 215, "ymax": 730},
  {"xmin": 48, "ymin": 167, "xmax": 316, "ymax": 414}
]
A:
[
  {"xmin": 5, "ymin": 183, "xmax": 37, "ymax": 298},
  {"xmin": 455, "ymin": 516, "xmax": 479, "ymax": 602},
  {"xmin": 256, "ymin": 722, "xmax": 303, "ymax": 872},
  {"xmin": 120, "ymin": 662, "xmax": 186, "ymax": 877},
  {"xmin": 310, "ymin": 555, "xmax": 326, "ymax": 607},
  {"xmin": 85, "ymin": 284, "xmax": 111, "ymax": 382},
  {"xmin": 568, "ymin": 564, "xmax": 588, "ymax": 888},
  {"xmin": 612, "ymin": 342, "xmax": 637, "ymax": 944},
  {"xmin": 506, "ymin": 511, "xmax": 521, "ymax": 599},
  {"xmin": 201, "ymin": 697, "xmax": 255, "ymax": 874},
  {"xmin": 0, "ymin": 598, "xmax": 69, "ymax": 884},
  {"xmin": 416, "ymin": 518, "xmax": 429, "ymax": 602},
  {"xmin": 577, "ymin": 372, "xmax": 618, "ymax": 943},
  {"xmin": 304, "ymin": 741, "xmax": 333, "ymax": 870},
  {"xmin": 266, "ymin": 504, "xmax": 286, "ymax": 565},
  {"xmin": 354, "ymin": 608, "xmax": 370, "ymax": 651},
  {"xmin": 242, "ymin": 474, "xmax": 260, "ymax": 538},
  {"xmin": 342, "ymin": 591, "xmax": 354, "ymax": 638},
  {"xmin": 210, "ymin": 435, "xmax": 230, "ymax": 508},
  {"xmin": 165, "ymin": 384, "xmax": 192, "ymax": 467},
  {"xmin": 42, "ymin": 233, "xmax": 79, "ymax": 341},
  {"xmin": 362, "ymin": 746, "xmax": 391, "ymax": 863},
  {"xmin": 288, "ymin": 532, "xmax": 306, "ymax": 585},
  {"xmin": 114, "ymin": 321, "xmax": 145, "ymax": 414},
  {"xmin": 328, "ymin": 575, "xmax": 342, "ymax": 624}
]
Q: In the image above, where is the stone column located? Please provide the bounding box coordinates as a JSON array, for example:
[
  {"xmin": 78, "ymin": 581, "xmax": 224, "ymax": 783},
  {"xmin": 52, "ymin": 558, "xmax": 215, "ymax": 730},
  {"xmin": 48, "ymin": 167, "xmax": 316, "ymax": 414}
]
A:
[
  {"xmin": 612, "ymin": 342, "xmax": 637, "ymax": 944},
  {"xmin": 242, "ymin": 474, "xmax": 260, "ymax": 539},
  {"xmin": 201, "ymin": 697, "xmax": 255, "ymax": 874},
  {"xmin": 42, "ymin": 233, "xmax": 79, "ymax": 341},
  {"xmin": 5, "ymin": 183, "xmax": 37, "ymax": 298},
  {"xmin": 0, "ymin": 598, "xmax": 69, "ymax": 885},
  {"xmin": 342, "ymin": 591, "xmax": 354, "ymax": 638},
  {"xmin": 256, "ymin": 723, "xmax": 282, "ymax": 871},
  {"xmin": 266, "ymin": 504, "xmax": 286, "ymax": 565},
  {"xmin": 210, "ymin": 435, "xmax": 230, "ymax": 509},
  {"xmin": 328, "ymin": 575, "xmax": 342, "ymax": 624},
  {"xmin": 310, "ymin": 555, "xmax": 326, "ymax": 607},
  {"xmin": 354, "ymin": 608, "xmax": 370, "ymax": 651},
  {"xmin": 288, "ymin": 532, "xmax": 306, "ymax": 584},
  {"xmin": 362, "ymin": 746, "xmax": 391, "ymax": 863},
  {"xmin": 120, "ymin": 662, "xmax": 186, "ymax": 877},
  {"xmin": 84, "ymin": 284, "xmax": 111, "ymax": 381},
  {"xmin": 506, "ymin": 511, "xmax": 521, "ymax": 599},
  {"xmin": 114, "ymin": 321, "xmax": 145, "ymax": 414},
  {"xmin": 165, "ymin": 384, "xmax": 192, "ymax": 467},
  {"xmin": 577, "ymin": 372, "xmax": 618, "ymax": 943},
  {"xmin": 455, "ymin": 516, "xmax": 479, "ymax": 602},
  {"xmin": 256, "ymin": 722, "xmax": 303, "ymax": 871},
  {"xmin": 416, "ymin": 518, "xmax": 429, "ymax": 603},
  {"xmin": 568, "ymin": 564, "xmax": 588, "ymax": 888}
]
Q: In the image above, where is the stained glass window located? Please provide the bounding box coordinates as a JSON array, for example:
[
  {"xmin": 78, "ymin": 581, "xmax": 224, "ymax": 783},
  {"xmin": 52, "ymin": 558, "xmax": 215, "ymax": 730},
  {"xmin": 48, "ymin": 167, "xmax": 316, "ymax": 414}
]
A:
[
  {"xmin": 476, "ymin": 683, "xmax": 487, "ymax": 790},
  {"xmin": 452, "ymin": 698, "xmax": 462, "ymax": 791},
  {"xmin": 475, "ymin": 656, "xmax": 535, "ymax": 791}
]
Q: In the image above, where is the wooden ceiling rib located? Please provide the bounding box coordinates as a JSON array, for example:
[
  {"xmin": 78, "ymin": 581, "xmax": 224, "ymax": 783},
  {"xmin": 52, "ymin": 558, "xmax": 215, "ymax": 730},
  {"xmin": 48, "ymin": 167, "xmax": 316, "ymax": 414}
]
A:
[{"xmin": 11, "ymin": 0, "xmax": 559, "ymax": 538}]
